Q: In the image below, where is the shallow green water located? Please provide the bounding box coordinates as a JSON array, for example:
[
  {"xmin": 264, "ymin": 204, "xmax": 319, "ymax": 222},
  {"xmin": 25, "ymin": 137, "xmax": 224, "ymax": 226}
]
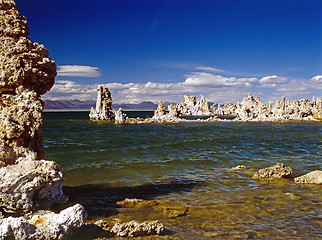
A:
[{"xmin": 43, "ymin": 112, "xmax": 322, "ymax": 239}]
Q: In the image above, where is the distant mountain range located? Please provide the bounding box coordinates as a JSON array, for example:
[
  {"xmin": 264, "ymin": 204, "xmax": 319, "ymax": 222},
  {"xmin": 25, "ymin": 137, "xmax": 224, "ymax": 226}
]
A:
[
  {"xmin": 44, "ymin": 100, "xmax": 215, "ymax": 111},
  {"xmin": 44, "ymin": 100, "xmax": 159, "ymax": 111}
]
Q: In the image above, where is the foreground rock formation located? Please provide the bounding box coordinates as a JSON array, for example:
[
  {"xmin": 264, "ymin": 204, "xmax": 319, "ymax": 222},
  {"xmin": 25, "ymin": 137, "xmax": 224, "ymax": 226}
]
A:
[
  {"xmin": 0, "ymin": 204, "xmax": 87, "ymax": 239},
  {"xmin": 0, "ymin": 0, "xmax": 56, "ymax": 165},
  {"xmin": 89, "ymin": 85, "xmax": 127, "ymax": 121},
  {"xmin": 0, "ymin": 1, "xmax": 86, "ymax": 238}
]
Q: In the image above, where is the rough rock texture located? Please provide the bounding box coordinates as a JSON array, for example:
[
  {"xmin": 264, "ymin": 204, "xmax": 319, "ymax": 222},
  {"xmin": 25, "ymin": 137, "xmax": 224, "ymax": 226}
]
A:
[
  {"xmin": 29, "ymin": 204, "xmax": 87, "ymax": 239},
  {"xmin": 0, "ymin": 158, "xmax": 68, "ymax": 214},
  {"xmin": 177, "ymin": 95, "xmax": 212, "ymax": 116},
  {"xmin": 233, "ymin": 94, "xmax": 322, "ymax": 121},
  {"xmin": 178, "ymin": 95, "xmax": 196, "ymax": 115},
  {"xmin": 153, "ymin": 100, "xmax": 167, "ymax": 120},
  {"xmin": 252, "ymin": 163, "xmax": 292, "ymax": 179},
  {"xmin": 0, "ymin": 204, "xmax": 87, "ymax": 239},
  {"xmin": 0, "ymin": 0, "xmax": 69, "ymax": 216},
  {"xmin": 0, "ymin": 3, "xmax": 86, "ymax": 239},
  {"xmin": 167, "ymin": 104, "xmax": 180, "ymax": 120},
  {"xmin": 0, "ymin": 216, "xmax": 36, "ymax": 240},
  {"xmin": 0, "ymin": 0, "xmax": 56, "ymax": 164},
  {"xmin": 114, "ymin": 107, "xmax": 127, "ymax": 123},
  {"xmin": 110, "ymin": 220, "xmax": 165, "ymax": 237},
  {"xmin": 89, "ymin": 85, "xmax": 115, "ymax": 120},
  {"xmin": 294, "ymin": 170, "xmax": 322, "ymax": 184}
]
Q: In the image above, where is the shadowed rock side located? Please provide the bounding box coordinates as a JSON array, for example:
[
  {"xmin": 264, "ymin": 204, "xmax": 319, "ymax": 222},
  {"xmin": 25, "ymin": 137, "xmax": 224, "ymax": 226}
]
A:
[{"xmin": 0, "ymin": 1, "xmax": 86, "ymax": 239}]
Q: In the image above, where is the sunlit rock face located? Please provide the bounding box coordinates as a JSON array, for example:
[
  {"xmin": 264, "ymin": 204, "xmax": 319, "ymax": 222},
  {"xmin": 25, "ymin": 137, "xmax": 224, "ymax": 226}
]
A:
[
  {"xmin": 89, "ymin": 85, "xmax": 115, "ymax": 120},
  {"xmin": 294, "ymin": 170, "xmax": 322, "ymax": 184},
  {"xmin": 177, "ymin": 95, "xmax": 212, "ymax": 116},
  {"xmin": 0, "ymin": 0, "xmax": 69, "ymax": 216},
  {"xmin": 152, "ymin": 100, "xmax": 167, "ymax": 120},
  {"xmin": 0, "ymin": 204, "xmax": 87, "ymax": 239},
  {"xmin": 0, "ymin": 157, "xmax": 67, "ymax": 214},
  {"xmin": 234, "ymin": 94, "xmax": 322, "ymax": 121},
  {"xmin": 0, "ymin": 0, "xmax": 56, "ymax": 165}
]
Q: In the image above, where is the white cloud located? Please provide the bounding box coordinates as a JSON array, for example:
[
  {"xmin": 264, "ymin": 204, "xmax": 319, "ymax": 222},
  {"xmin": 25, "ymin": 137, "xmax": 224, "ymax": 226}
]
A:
[
  {"xmin": 194, "ymin": 66, "xmax": 224, "ymax": 72},
  {"xmin": 259, "ymin": 75, "xmax": 288, "ymax": 88},
  {"xmin": 44, "ymin": 72, "xmax": 321, "ymax": 104},
  {"xmin": 184, "ymin": 72, "xmax": 257, "ymax": 88},
  {"xmin": 311, "ymin": 75, "xmax": 322, "ymax": 83},
  {"xmin": 57, "ymin": 65, "xmax": 101, "ymax": 77}
]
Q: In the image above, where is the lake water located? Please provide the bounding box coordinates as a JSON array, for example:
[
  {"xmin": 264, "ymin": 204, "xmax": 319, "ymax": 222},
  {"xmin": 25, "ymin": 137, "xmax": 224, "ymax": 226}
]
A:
[{"xmin": 43, "ymin": 111, "xmax": 322, "ymax": 239}]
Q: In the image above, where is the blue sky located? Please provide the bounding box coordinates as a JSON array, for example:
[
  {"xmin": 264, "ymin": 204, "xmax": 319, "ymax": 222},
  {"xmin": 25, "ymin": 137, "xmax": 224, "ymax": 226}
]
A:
[{"xmin": 15, "ymin": 0, "xmax": 322, "ymax": 104}]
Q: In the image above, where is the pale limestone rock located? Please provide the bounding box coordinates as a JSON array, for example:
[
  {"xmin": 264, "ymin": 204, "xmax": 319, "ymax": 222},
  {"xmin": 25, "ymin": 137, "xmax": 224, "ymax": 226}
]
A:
[
  {"xmin": 0, "ymin": 0, "xmax": 56, "ymax": 164},
  {"xmin": 294, "ymin": 170, "xmax": 322, "ymax": 184},
  {"xmin": 0, "ymin": 158, "xmax": 68, "ymax": 214},
  {"xmin": 114, "ymin": 107, "xmax": 127, "ymax": 123},
  {"xmin": 167, "ymin": 104, "xmax": 180, "ymax": 119},
  {"xmin": 153, "ymin": 100, "xmax": 167, "ymax": 119},
  {"xmin": 0, "ymin": 204, "xmax": 87, "ymax": 240},
  {"xmin": 110, "ymin": 220, "xmax": 165, "ymax": 237},
  {"xmin": 252, "ymin": 163, "xmax": 292, "ymax": 179},
  {"xmin": 152, "ymin": 101, "xmax": 181, "ymax": 122},
  {"xmin": 231, "ymin": 165, "xmax": 249, "ymax": 170},
  {"xmin": 179, "ymin": 95, "xmax": 196, "ymax": 115},
  {"xmin": 0, "ymin": 2, "xmax": 86, "ymax": 238},
  {"xmin": 234, "ymin": 94, "xmax": 321, "ymax": 121},
  {"xmin": 30, "ymin": 204, "xmax": 87, "ymax": 239},
  {"xmin": 193, "ymin": 95, "xmax": 211, "ymax": 115},
  {"xmin": 177, "ymin": 95, "xmax": 212, "ymax": 116},
  {"xmin": 0, "ymin": 216, "xmax": 36, "ymax": 240},
  {"xmin": 89, "ymin": 85, "xmax": 115, "ymax": 120}
]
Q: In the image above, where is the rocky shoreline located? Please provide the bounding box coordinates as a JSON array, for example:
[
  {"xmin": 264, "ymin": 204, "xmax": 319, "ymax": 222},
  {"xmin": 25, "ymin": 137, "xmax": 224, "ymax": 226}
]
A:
[
  {"xmin": 89, "ymin": 86, "xmax": 321, "ymax": 124},
  {"xmin": 0, "ymin": 1, "xmax": 321, "ymax": 239}
]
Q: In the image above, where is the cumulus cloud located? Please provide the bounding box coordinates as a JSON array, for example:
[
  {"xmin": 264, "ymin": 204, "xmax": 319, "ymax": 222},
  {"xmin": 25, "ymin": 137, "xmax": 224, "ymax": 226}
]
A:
[
  {"xmin": 259, "ymin": 75, "xmax": 288, "ymax": 88},
  {"xmin": 43, "ymin": 72, "xmax": 321, "ymax": 104},
  {"xmin": 184, "ymin": 72, "xmax": 257, "ymax": 88},
  {"xmin": 311, "ymin": 75, "xmax": 322, "ymax": 83},
  {"xmin": 194, "ymin": 66, "xmax": 224, "ymax": 72},
  {"xmin": 57, "ymin": 65, "xmax": 101, "ymax": 77}
]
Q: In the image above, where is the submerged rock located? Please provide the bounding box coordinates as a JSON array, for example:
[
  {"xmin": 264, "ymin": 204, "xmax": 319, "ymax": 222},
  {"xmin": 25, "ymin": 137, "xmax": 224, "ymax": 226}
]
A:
[
  {"xmin": 252, "ymin": 163, "xmax": 292, "ymax": 179},
  {"xmin": 110, "ymin": 220, "xmax": 165, "ymax": 237},
  {"xmin": 231, "ymin": 165, "xmax": 249, "ymax": 170},
  {"xmin": 294, "ymin": 170, "xmax": 322, "ymax": 184}
]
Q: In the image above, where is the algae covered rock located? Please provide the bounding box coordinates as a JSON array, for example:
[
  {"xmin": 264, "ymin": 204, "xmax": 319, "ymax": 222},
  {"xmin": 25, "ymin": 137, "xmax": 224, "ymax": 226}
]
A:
[
  {"xmin": 294, "ymin": 170, "xmax": 322, "ymax": 184},
  {"xmin": 252, "ymin": 163, "xmax": 292, "ymax": 179}
]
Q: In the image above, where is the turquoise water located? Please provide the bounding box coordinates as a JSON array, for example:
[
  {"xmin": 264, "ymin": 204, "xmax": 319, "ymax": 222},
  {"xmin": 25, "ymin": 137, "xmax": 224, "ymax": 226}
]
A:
[{"xmin": 43, "ymin": 111, "xmax": 322, "ymax": 239}]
